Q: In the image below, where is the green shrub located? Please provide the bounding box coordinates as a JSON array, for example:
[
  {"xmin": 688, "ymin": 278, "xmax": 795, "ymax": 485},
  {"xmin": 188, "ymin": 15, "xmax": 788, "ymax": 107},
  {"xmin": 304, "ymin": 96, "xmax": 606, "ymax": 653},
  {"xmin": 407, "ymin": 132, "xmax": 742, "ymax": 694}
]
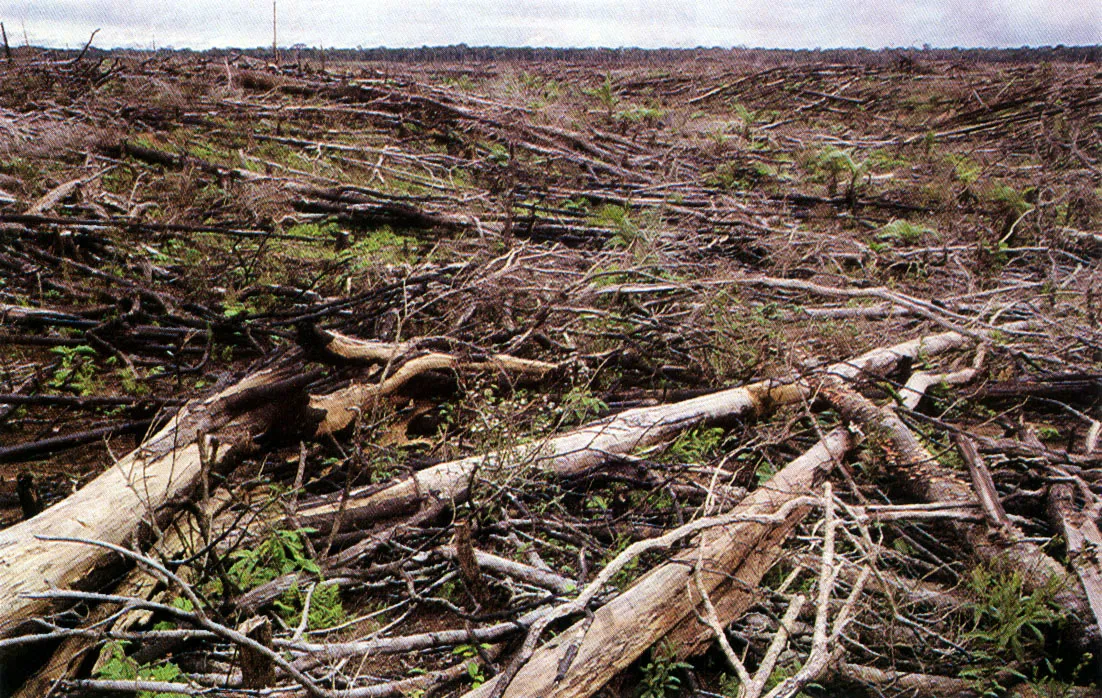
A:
[{"xmin": 876, "ymin": 219, "xmax": 935, "ymax": 245}]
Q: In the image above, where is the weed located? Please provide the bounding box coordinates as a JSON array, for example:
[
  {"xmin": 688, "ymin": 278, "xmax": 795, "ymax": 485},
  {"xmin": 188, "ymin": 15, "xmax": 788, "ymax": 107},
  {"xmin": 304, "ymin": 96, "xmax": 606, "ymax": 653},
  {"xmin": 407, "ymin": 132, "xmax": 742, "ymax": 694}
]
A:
[
  {"xmin": 484, "ymin": 142, "xmax": 510, "ymax": 164},
  {"xmin": 49, "ymin": 344, "xmax": 100, "ymax": 395},
  {"xmin": 663, "ymin": 426, "xmax": 726, "ymax": 463},
  {"xmin": 615, "ymin": 106, "xmax": 665, "ymax": 125},
  {"xmin": 865, "ymin": 148, "xmax": 910, "ymax": 170},
  {"xmin": 984, "ymin": 181, "xmax": 1032, "ymax": 216},
  {"xmin": 958, "ymin": 564, "xmax": 1064, "ymax": 694},
  {"xmin": 443, "ymin": 74, "xmax": 476, "ymax": 92},
  {"xmin": 876, "ymin": 219, "xmax": 935, "ymax": 245},
  {"xmin": 516, "ymin": 72, "xmax": 562, "ymax": 107},
  {"xmin": 763, "ymin": 662, "xmax": 814, "ymax": 697},
  {"xmin": 636, "ymin": 641, "xmax": 691, "ymax": 698},
  {"xmin": 706, "ymin": 161, "xmax": 779, "ymax": 191},
  {"xmin": 1021, "ymin": 655, "xmax": 1096, "ymax": 698},
  {"xmin": 226, "ymin": 528, "xmax": 320, "ymax": 590},
  {"xmin": 731, "ymin": 101, "xmax": 760, "ymax": 138},
  {"xmin": 96, "ymin": 641, "xmax": 184, "ymax": 698},
  {"xmin": 1036, "ymin": 425, "xmax": 1061, "ymax": 441},
  {"xmin": 285, "ymin": 220, "xmax": 343, "ymax": 239},
  {"xmin": 560, "ymin": 384, "xmax": 607, "ymax": 425},
  {"xmin": 590, "ymin": 203, "xmax": 645, "ymax": 248},
  {"xmin": 949, "ymin": 154, "xmax": 982, "ymax": 184},
  {"xmin": 585, "ymin": 74, "xmax": 620, "ymax": 116},
  {"xmin": 338, "ymin": 226, "xmax": 419, "ymax": 271},
  {"xmin": 716, "ymin": 672, "xmax": 741, "ymax": 696},
  {"xmin": 803, "ymin": 146, "xmax": 869, "ymax": 200},
  {"xmin": 698, "ymin": 292, "xmax": 783, "ymax": 381},
  {"xmin": 255, "ymin": 140, "xmax": 300, "ymax": 166},
  {"xmin": 453, "ymin": 643, "xmax": 492, "ymax": 688},
  {"xmin": 117, "ymin": 366, "xmax": 150, "ymax": 396},
  {"xmin": 275, "ymin": 579, "xmax": 347, "ymax": 630}
]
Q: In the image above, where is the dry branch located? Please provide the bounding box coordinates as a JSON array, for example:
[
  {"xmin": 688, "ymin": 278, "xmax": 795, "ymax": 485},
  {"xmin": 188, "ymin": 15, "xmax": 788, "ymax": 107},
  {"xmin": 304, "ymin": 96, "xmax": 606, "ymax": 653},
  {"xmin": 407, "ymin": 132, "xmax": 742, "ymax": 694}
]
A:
[
  {"xmin": 822, "ymin": 378, "xmax": 1099, "ymax": 649},
  {"xmin": 297, "ymin": 329, "xmax": 977, "ymax": 528},
  {"xmin": 463, "ymin": 429, "xmax": 853, "ymax": 698}
]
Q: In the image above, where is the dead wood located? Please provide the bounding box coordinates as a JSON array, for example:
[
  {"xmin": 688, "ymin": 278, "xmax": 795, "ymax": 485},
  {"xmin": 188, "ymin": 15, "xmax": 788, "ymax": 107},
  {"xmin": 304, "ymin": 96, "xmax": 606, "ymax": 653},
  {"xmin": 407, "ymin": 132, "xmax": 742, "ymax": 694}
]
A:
[
  {"xmin": 294, "ymin": 329, "xmax": 978, "ymax": 530},
  {"xmin": 1047, "ymin": 483, "xmax": 1102, "ymax": 643},
  {"xmin": 0, "ymin": 365, "xmax": 310, "ymax": 635},
  {"xmin": 0, "ymin": 419, "xmax": 156, "ymax": 463},
  {"xmin": 462, "ymin": 429, "xmax": 853, "ymax": 698},
  {"xmin": 836, "ymin": 663, "xmax": 988, "ymax": 698},
  {"xmin": 822, "ymin": 378, "xmax": 1100, "ymax": 650},
  {"xmin": 1, "ymin": 52, "xmax": 1098, "ymax": 697}
]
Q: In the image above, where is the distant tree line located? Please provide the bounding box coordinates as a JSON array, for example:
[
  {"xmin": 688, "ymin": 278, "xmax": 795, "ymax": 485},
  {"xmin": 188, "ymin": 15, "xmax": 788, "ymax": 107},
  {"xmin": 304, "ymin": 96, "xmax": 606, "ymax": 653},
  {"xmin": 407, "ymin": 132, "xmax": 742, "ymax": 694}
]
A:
[{"xmin": 38, "ymin": 43, "xmax": 1102, "ymax": 65}]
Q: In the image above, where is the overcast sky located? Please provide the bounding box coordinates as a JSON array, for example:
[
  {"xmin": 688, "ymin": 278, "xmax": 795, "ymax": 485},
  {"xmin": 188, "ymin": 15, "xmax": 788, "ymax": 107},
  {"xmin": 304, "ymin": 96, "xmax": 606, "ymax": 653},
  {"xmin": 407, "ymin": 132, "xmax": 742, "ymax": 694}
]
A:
[{"xmin": 0, "ymin": 1, "xmax": 1098, "ymax": 50}]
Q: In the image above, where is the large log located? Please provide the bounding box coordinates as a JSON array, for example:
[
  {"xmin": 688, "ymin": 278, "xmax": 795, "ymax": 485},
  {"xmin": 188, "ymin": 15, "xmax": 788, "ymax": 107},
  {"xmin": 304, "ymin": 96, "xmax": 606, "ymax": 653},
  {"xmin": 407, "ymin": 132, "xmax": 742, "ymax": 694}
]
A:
[
  {"xmin": 462, "ymin": 428, "xmax": 854, "ymax": 698},
  {"xmin": 296, "ymin": 330, "xmax": 974, "ymax": 528},
  {"xmin": 0, "ymin": 366, "xmax": 309, "ymax": 636},
  {"xmin": 662, "ymin": 362, "xmax": 983, "ymax": 656},
  {"xmin": 823, "ymin": 380, "xmax": 1099, "ymax": 651},
  {"xmin": 0, "ymin": 332, "xmax": 557, "ymax": 638}
]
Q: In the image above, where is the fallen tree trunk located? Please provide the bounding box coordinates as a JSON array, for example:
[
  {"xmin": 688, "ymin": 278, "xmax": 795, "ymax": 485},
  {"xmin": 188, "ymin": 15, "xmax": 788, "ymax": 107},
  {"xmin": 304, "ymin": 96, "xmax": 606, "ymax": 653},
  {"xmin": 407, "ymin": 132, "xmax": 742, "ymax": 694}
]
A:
[
  {"xmin": 822, "ymin": 379, "xmax": 1100, "ymax": 650},
  {"xmin": 295, "ymin": 329, "xmax": 975, "ymax": 528},
  {"xmin": 10, "ymin": 490, "xmax": 233, "ymax": 698},
  {"xmin": 0, "ymin": 365, "xmax": 310, "ymax": 636},
  {"xmin": 662, "ymin": 360, "xmax": 986, "ymax": 657},
  {"xmin": 1047, "ymin": 483, "xmax": 1102, "ymax": 639},
  {"xmin": 462, "ymin": 428, "xmax": 854, "ymax": 698},
  {"xmin": 0, "ymin": 336, "xmax": 558, "ymax": 637}
]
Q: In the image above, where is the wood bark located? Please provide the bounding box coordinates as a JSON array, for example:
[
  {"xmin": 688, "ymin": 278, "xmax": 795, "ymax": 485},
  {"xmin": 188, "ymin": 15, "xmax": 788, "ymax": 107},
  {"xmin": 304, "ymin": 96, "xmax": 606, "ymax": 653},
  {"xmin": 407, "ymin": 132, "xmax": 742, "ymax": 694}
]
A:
[
  {"xmin": 297, "ymin": 330, "xmax": 975, "ymax": 528},
  {"xmin": 1047, "ymin": 483, "xmax": 1102, "ymax": 641},
  {"xmin": 462, "ymin": 429, "xmax": 853, "ymax": 698},
  {"xmin": 0, "ymin": 366, "xmax": 307, "ymax": 636}
]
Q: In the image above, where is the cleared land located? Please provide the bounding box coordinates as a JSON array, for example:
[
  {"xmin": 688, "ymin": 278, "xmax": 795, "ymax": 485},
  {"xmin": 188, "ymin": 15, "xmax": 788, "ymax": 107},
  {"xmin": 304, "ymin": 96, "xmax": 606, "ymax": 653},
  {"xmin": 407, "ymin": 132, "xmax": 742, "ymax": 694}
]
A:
[{"xmin": 0, "ymin": 48, "xmax": 1100, "ymax": 697}]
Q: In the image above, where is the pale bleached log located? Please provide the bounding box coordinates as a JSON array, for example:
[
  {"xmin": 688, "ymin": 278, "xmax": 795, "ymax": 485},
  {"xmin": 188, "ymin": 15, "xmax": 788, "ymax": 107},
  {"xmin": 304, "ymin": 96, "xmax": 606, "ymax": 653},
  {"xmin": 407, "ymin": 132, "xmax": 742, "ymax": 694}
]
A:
[
  {"xmin": 297, "ymin": 330, "xmax": 974, "ymax": 527},
  {"xmin": 0, "ymin": 332, "xmax": 555, "ymax": 636},
  {"xmin": 317, "ymin": 328, "xmax": 557, "ymax": 378},
  {"xmin": 11, "ymin": 488, "xmax": 235, "ymax": 698},
  {"xmin": 462, "ymin": 429, "xmax": 852, "ymax": 698},
  {"xmin": 309, "ymin": 349, "xmax": 554, "ymax": 436},
  {"xmin": 0, "ymin": 367, "xmax": 299, "ymax": 636}
]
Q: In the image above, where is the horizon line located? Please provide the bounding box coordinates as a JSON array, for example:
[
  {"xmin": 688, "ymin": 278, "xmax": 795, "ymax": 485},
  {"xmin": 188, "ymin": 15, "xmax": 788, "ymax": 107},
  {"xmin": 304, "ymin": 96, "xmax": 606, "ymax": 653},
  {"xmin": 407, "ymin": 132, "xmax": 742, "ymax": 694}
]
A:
[{"xmin": 12, "ymin": 41, "xmax": 1102, "ymax": 52}]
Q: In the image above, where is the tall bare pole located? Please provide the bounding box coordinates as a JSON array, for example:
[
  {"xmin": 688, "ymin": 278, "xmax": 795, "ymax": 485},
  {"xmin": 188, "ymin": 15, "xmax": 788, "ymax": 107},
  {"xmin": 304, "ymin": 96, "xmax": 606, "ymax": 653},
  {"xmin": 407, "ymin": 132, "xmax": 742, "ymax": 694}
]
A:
[
  {"xmin": 272, "ymin": 0, "xmax": 279, "ymax": 64},
  {"xmin": 1, "ymin": 23, "xmax": 12, "ymax": 62}
]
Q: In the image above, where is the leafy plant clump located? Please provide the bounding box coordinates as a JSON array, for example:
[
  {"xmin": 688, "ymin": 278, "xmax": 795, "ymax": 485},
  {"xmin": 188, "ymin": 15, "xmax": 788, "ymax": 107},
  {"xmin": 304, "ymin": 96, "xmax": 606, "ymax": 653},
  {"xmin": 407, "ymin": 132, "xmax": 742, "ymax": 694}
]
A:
[
  {"xmin": 225, "ymin": 527, "xmax": 321, "ymax": 591},
  {"xmin": 96, "ymin": 641, "xmax": 184, "ymax": 698},
  {"xmin": 876, "ymin": 219, "xmax": 936, "ymax": 245},
  {"xmin": 49, "ymin": 344, "xmax": 100, "ymax": 395},
  {"xmin": 959, "ymin": 565, "xmax": 1066, "ymax": 691},
  {"xmin": 636, "ymin": 641, "xmax": 691, "ymax": 698}
]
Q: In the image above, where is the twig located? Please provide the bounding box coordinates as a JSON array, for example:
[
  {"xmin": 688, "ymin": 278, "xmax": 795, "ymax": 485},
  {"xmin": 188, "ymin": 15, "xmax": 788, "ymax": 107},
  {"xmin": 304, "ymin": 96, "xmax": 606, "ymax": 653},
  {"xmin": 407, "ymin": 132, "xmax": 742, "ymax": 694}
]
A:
[{"xmin": 29, "ymin": 535, "xmax": 331, "ymax": 698}]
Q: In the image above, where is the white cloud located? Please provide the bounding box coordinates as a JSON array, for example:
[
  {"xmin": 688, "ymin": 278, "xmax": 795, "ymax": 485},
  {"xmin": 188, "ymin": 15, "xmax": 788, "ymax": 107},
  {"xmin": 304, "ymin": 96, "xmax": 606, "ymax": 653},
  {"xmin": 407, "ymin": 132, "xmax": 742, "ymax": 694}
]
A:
[{"xmin": 0, "ymin": 0, "xmax": 1097, "ymax": 49}]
